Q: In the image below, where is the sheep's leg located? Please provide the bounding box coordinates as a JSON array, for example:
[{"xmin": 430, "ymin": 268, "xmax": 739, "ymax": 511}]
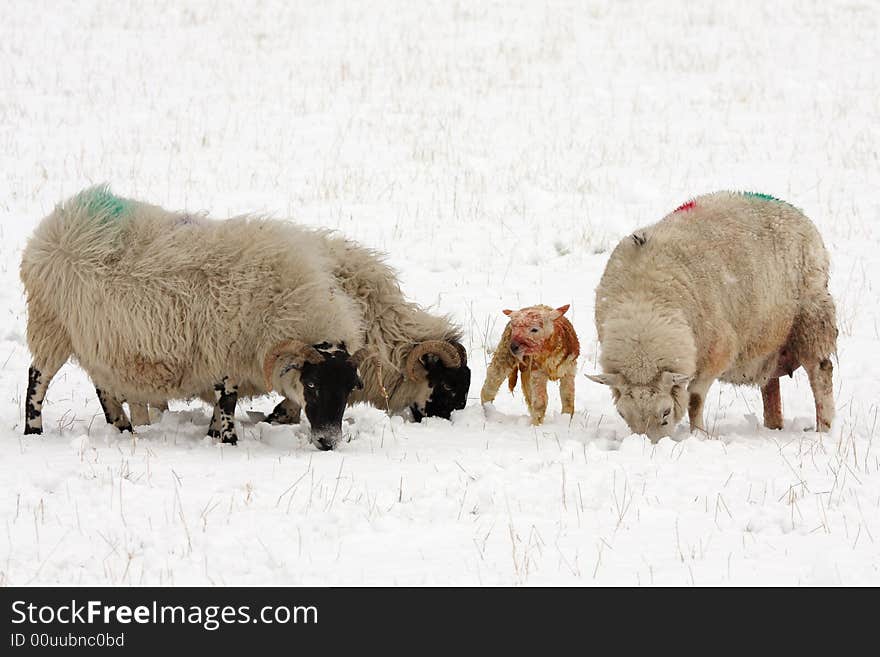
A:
[
  {"xmin": 686, "ymin": 377, "xmax": 715, "ymax": 434},
  {"xmin": 210, "ymin": 377, "xmax": 239, "ymax": 445},
  {"xmin": 805, "ymin": 358, "xmax": 834, "ymax": 432},
  {"xmin": 761, "ymin": 378, "xmax": 784, "ymax": 430},
  {"xmin": 527, "ymin": 370, "xmax": 548, "ymax": 425},
  {"xmin": 266, "ymin": 398, "xmax": 302, "ymax": 424},
  {"xmin": 24, "ymin": 303, "xmax": 71, "ymax": 435},
  {"xmin": 208, "ymin": 403, "xmax": 221, "ymax": 438},
  {"xmin": 24, "ymin": 363, "xmax": 64, "ymax": 435},
  {"xmin": 129, "ymin": 402, "xmax": 151, "ymax": 426},
  {"xmin": 560, "ymin": 370, "xmax": 576, "ymax": 416},
  {"xmin": 95, "ymin": 388, "xmax": 133, "ymax": 433}
]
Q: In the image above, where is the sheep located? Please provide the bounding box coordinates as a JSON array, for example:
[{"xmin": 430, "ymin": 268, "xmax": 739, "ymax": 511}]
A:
[
  {"xmin": 20, "ymin": 186, "xmax": 365, "ymax": 450},
  {"xmin": 586, "ymin": 191, "xmax": 837, "ymax": 441},
  {"xmin": 96, "ymin": 225, "xmax": 471, "ymax": 428},
  {"xmin": 262, "ymin": 231, "xmax": 471, "ymax": 424},
  {"xmin": 480, "ymin": 304, "xmax": 580, "ymax": 425}
]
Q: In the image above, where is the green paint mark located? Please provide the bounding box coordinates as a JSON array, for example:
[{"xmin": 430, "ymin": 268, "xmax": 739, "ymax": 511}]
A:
[
  {"xmin": 742, "ymin": 191, "xmax": 781, "ymax": 203},
  {"xmin": 78, "ymin": 186, "xmax": 128, "ymax": 219}
]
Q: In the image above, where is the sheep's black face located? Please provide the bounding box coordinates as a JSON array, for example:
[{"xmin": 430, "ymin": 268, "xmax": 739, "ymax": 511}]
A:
[
  {"xmin": 412, "ymin": 360, "xmax": 471, "ymax": 422},
  {"xmin": 301, "ymin": 348, "xmax": 363, "ymax": 450}
]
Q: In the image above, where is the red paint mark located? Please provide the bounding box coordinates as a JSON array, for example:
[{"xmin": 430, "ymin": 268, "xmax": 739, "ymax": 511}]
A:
[{"xmin": 674, "ymin": 200, "xmax": 696, "ymax": 213}]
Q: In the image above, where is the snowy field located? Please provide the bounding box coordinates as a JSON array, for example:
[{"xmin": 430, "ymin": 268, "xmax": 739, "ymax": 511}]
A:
[{"xmin": 1, "ymin": 0, "xmax": 878, "ymax": 585}]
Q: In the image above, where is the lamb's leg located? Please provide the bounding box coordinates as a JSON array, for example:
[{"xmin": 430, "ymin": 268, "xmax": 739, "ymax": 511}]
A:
[
  {"xmin": 560, "ymin": 370, "xmax": 576, "ymax": 416},
  {"xmin": 95, "ymin": 388, "xmax": 133, "ymax": 433},
  {"xmin": 481, "ymin": 326, "xmax": 517, "ymax": 405},
  {"xmin": 527, "ymin": 370, "xmax": 549, "ymax": 425},
  {"xmin": 480, "ymin": 362, "xmax": 512, "ymax": 405},
  {"xmin": 266, "ymin": 398, "xmax": 302, "ymax": 424},
  {"xmin": 805, "ymin": 358, "xmax": 834, "ymax": 432},
  {"xmin": 761, "ymin": 378, "xmax": 784, "ymax": 430},
  {"xmin": 520, "ymin": 367, "xmax": 533, "ymax": 412},
  {"xmin": 210, "ymin": 377, "xmax": 239, "ymax": 445},
  {"xmin": 686, "ymin": 377, "xmax": 715, "ymax": 434}
]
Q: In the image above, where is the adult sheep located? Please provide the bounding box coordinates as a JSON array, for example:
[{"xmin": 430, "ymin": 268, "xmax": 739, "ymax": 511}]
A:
[
  {"xmin": 262, "ymin": 231, "xmax": 471, "ymax": 424},
  {"xmin": 587, "ymin": 191, "xmax": 837, "ymax": 441},
  {"xmin": 21, "ymin": 186, "xmax": 365, "ymax": 450}
]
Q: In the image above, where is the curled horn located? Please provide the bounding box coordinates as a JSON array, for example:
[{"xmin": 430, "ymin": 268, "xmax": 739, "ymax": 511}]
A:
[
  {"xmin": 451, "ymin": 341, "xmax": 467, "ymax": 366},
  {"xmin": 349, "ymin": 347, "xmax": 370, "ymax": 367},
  {"xmin": 405, "ymin": 340, "xmax": 462, "ymax": 380},
  {"xmin": 263, "ymin": 340, "xmax": 324, "ymax": 390}
]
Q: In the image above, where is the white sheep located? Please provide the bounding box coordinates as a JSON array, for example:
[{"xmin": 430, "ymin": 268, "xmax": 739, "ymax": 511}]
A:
[
  {"xmin": 243, "ymin": 231, "xmax": 471, "ymax": 424},
  {"xmin": 587, "ymin": 191, "xmax": 837, "ymax": 440},
  {"xmin": 21, "ymin": 186, "xmax": 365, "ymax": 450}
]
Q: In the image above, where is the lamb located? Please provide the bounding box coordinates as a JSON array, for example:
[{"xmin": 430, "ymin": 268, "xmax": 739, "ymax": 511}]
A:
[
  {"xmin": 262, "ymin": 232, "xmax": 471, "ymax": 424},
  {"xmin": 480, "ymin": 304, "xmax": 579, "ymax": 425},
  {"xmin": 587, "ymin": 191, "xmax": 837, "ymax": 441},
  {"xmin": 20, "ymin": 186, "xmax": 365, "ymax": 450}
]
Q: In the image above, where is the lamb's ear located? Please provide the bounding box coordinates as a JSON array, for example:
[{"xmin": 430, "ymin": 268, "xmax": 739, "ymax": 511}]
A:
[
  {"xmin": 586, "ymin": 373, "xmax": 623, "ymax": 387},
  {"xmin": 660, "ymin": 371, "xmax": 691, "ymax": 388},
  {"xmin": 551, "ymin": 304, "xmax": 570, "ymax": 320},
  {"xmin": 502, "ymin": 309, "xmax": 513, "ymax": 316}
]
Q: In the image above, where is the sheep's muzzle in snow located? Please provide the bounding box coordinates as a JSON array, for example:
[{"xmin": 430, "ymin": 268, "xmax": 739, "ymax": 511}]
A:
[
  {"xmin": 265, "ymin": 341, "xmax": 364, "ymax": 449},
  {"xmin": 406, "ymin": 341, "xmax": 470, "ymax": 421}
]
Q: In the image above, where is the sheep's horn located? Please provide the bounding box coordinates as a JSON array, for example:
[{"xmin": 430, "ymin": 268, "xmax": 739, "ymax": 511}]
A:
[
  {"xmin": 451, "ymin": 341, "xmax": 468, "ymax": 366},
  {"xmin": 349, "ymin": 347, "xmax": 370, "ymax": 367},
  {"xmin": 263, "ymin": 340, "xmax": 324, "ymax": 390},
  {"xmin": 405, "ymin": 340, "xmax": 462, "ymax": 380}
]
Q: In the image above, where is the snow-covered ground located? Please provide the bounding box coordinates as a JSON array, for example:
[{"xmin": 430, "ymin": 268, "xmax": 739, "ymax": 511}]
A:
[{"xmin": 1, "ymin": 0, "xmax": 878, "ymax": 585}]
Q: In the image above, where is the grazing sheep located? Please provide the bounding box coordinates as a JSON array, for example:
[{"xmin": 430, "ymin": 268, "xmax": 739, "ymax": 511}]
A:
[
  {"xmin": 587, "ymin": 191, "xmax": 837, "ymax": 441},
  {"xmin": 480, "ymin": 304, "xmax": 579, "ymax": 425},
  {"xmin": 100, "ymin": 227, "xmax": 470, "ymax": 428},
  {"xmin": 20, "ymin": 186, "xmax": 365, "ymax": 450},
  {"xmin": 264, "ymin": 232, "xmax": 471, "ymax": 424}
]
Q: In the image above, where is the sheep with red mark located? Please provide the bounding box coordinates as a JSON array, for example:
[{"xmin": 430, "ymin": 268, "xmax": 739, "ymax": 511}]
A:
[
  {"xmin": 587, "ymin": 191, "xmax": 837, "ymax": 441},
  {"xmin": 480, "ymin": 304, "xmax": 580, "ymax": 425}
]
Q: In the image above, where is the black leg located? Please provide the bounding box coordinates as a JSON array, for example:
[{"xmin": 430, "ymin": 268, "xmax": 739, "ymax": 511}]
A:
[
  {"xmin": 266, "ymin": 398, "xmax": 302, "ymax": 425},
  {"xmin": 24, "ymin": 366, "xmax": 44, "ymax": 435},
  {"xmin": 212, "ymin": 378, "xmax": 239, "ymax": 445},
  {"xmin": 95, "ymin": 387, "xmax": 133, "ymax": 433}
]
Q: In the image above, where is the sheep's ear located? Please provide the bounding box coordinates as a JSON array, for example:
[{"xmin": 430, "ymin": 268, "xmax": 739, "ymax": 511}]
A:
[
  {"xmin": 502, "ymin": 309, "xmax": 513, "ymax": 316},
  {"xmin": 632, "ymin": 232, "xmax": 647, "ymax": 246},
  {"xmin": 586, "ymin": 373, "xmax": 623, "ymax": 387},
  {"xmin": 551, "ymin": 304, "xmax": 570, "ymax": 319},
  {"xmin": 660, "ymin": 371, "xmax": 691, "ymax": 388}
]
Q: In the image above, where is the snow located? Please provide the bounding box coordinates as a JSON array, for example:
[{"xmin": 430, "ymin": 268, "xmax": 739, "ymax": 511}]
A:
[{"xmin": 1, "ymin": 0, "xmax": 878, "ymax": 585}]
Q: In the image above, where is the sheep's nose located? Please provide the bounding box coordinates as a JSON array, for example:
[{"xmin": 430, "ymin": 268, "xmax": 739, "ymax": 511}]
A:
[{"xmin": 510, "ymin": 341, "xmax": 521, "ymax": 354}]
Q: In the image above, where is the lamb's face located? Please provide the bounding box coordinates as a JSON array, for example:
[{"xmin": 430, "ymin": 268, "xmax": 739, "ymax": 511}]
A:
[
  {"xmin": 587, "ymin": 371, "xmax": 690, "ymax": 441},
  {"xmin": 504, "ymin": 306, "xmax": 566, "ymax": 359}
]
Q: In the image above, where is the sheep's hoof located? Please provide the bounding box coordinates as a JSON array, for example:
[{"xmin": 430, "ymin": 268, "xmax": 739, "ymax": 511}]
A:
[
  {"xmin": 265, "ymin": 410, "xmax": 299, "ymax": 425},
  {"xmin": 207, "ymin": 428, "xmax": 220, "ymax": 439},
  {"xmin": 116, "ymin": 422, "xmax": 133, "ymax": 433},
  {"xmin": 23, "ymin": 424, "xmax": 42, "ymax": 435}
]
